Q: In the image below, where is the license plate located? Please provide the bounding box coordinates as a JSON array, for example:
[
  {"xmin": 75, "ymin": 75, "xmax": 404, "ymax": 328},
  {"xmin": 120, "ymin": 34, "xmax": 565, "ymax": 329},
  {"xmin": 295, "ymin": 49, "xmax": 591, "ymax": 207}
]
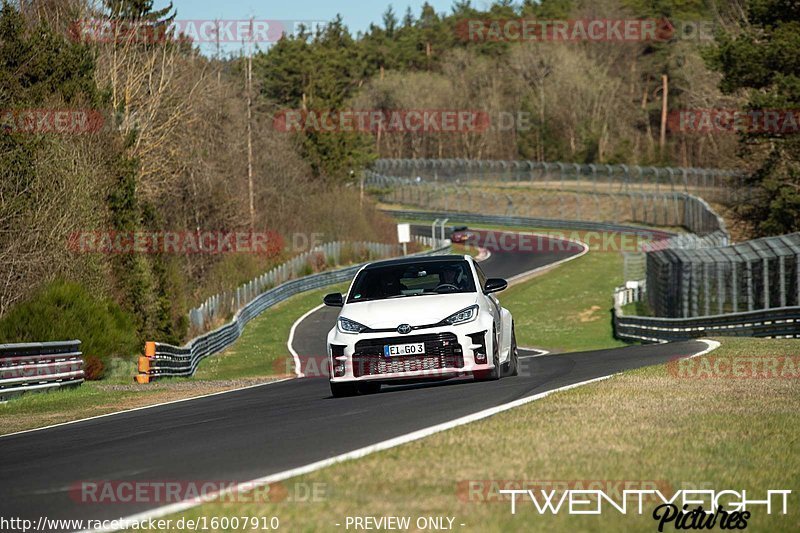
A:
[{"xmin": 384, "ymin": 342, "xmax": 426, "ymax": 357}]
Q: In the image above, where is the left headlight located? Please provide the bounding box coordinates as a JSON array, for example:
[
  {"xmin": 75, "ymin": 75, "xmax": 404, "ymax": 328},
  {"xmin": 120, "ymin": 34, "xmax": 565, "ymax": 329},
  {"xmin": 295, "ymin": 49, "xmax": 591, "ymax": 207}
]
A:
[
  {"xmin": 338, "ymin": 316, "xmax": 367, "ymax": 334},
  {"xmin": 443, "ymin": 305, "xmax": 479, "ymax": 326}
]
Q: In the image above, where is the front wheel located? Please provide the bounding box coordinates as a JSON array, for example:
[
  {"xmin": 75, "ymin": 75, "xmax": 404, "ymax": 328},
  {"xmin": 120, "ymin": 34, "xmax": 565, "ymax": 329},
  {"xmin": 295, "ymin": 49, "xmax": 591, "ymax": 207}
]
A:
[{"xmin": 506, "ymin": 325, "xmax": 519, "ymax": 377}]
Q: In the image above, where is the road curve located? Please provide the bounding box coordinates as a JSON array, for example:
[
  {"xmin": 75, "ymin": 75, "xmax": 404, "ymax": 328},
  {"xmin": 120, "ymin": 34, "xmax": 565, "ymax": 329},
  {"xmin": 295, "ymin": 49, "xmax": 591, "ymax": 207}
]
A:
[{"xmin": 0, "ymin": 229, "xmax": 709, "ymax": 531}]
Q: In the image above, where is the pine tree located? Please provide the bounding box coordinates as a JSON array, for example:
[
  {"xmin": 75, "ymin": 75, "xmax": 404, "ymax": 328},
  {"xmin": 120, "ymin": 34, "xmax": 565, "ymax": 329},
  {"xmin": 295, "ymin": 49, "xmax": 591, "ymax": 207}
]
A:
[{"xmin": 707, "ymin": 0, "xmax": 800, "ymax": 235}]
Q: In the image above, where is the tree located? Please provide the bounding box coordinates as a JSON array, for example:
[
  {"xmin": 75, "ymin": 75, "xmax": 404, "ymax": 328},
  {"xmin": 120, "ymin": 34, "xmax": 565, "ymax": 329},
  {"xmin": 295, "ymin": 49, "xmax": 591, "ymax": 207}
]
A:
[
  {"xmin": 706, "ymin": 0, "xmax": 800, "ymax": 236},
  {"xmin": 103, "ymin": 0, "xmax": 175, "ymax": 22}
]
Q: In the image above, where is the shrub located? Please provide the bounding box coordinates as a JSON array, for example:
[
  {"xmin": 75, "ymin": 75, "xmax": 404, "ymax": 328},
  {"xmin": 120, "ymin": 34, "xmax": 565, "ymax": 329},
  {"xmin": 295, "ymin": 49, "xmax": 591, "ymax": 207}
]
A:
[
  {"xmin": 82, "ymin": 355, "xmax": 106, "ymax": 381},
  {"xmin": 0, "ymin": 280, "xmax": 139, "ymax": 380}
]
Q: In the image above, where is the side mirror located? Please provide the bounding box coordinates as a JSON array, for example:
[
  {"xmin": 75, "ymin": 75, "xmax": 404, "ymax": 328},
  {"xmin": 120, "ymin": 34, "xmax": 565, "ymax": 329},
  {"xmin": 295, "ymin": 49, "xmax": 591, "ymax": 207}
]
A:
[
  {"xmin": 323, "ymin": 293, "xmax": 344, "ymax": 307},
  {"xmin": 484, "ymin": 278, "xmax": 508, "ymax": 294}
]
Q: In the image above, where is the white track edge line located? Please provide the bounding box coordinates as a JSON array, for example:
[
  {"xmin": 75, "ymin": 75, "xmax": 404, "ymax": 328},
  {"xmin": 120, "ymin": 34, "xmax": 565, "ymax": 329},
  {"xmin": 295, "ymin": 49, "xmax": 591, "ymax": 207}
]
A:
[
  {"xmin": 82, "ymin": 338, "xmax": 721, "ymax": 533},
  {"xmin": 287, "ymin": 303, "xmax": 325, "ymax": 378},
  {"xmin": 474, "ymin": 247, "xmax": 491, "ymax": 262},
  {"xmin": 81, "ymin": 375, "xmax": 614, "ymax": 533},
  {"xmin": 504, "ymin": 231, "xmax": 590, "ymax": 285},
  {"xmin": 519, "ymin": 346, "xmax": 550, "ymax": 356}
]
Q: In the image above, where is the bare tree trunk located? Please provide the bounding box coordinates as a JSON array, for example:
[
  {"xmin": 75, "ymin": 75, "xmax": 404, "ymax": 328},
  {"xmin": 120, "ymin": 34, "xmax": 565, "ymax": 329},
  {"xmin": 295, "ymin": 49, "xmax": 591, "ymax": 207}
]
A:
[
  {"xmin": 681, "ymin": 137, "xmax": 688, "ymax": 167},
  {"xmin": 660, "ymin": 74, "xmax": 668, "ymax": 156},
  {"xmin": 539, "ymin": 82, "xmax": 545, "ymax": 161},
  {"xmin": 246, "ymin": 19, "xmax": 255, "ymax": 230},
  {"xmin": 642, "ymin": 85, "xmax": 654, "ymax": 161}
]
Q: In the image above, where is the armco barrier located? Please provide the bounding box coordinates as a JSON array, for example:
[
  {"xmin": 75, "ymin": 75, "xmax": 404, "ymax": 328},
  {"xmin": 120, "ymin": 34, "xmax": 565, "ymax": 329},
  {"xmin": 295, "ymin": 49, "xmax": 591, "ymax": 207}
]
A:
[
  {"xmin": 136, "ymin": 243, "xmax": 451, "ymax": 383},
  {"xmin": 372, "ymin": 158, "xmax": 741, "ymax": 205},
  {"xmin": 0, "ymin": 341, "xmax": 84, "ymax": 400},
  {"xmin": 385, "ymin": 209, "xmax": 679, "ymax": 238},
  {"xmin": 188, "ymin": 240, "xmax": 403, "ymax": 334},
  {"xmin": 614, "ymin": 304, "xmax": 800, "ymax": 343},
  {"xmin": 386, "ymin": 210, "xmax": 800, "ymax": 342},
  {"xmin": 367, "ymin": 171, "xmax": 728, "ymax": 238}
]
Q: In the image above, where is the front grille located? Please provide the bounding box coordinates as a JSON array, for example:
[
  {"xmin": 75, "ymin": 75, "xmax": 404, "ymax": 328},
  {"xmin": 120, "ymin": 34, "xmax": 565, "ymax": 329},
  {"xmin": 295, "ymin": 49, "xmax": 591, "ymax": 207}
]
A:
[{"xmin": 353, "ymin": 333, "xmax": 463, "ymax": 377}]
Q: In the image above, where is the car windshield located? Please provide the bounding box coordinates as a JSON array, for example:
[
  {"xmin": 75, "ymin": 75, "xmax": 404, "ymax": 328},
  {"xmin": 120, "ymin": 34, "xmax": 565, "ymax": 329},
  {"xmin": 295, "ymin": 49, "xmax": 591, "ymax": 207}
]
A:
[{"xmin": 347, "ymin": 260, "xmax": 476, "ymax": 303}]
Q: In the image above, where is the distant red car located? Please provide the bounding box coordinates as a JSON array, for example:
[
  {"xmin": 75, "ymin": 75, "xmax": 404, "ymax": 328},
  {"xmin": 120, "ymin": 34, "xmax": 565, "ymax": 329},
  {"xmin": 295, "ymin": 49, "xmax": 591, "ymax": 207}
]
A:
[{"xmin": 451, "ymin": 230, "xmax": 477, "ymax": 244}]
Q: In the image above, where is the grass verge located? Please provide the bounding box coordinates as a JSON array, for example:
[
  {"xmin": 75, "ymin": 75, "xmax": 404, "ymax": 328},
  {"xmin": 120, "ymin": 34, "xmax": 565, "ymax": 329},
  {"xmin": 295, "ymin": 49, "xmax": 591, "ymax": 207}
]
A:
[
  {"xmin": 0, "ymin": 284, "xmax": 345, "ymax": 436},
  {"xmin": 168, "ymin": 337, "xmax": 800, "ymax": 532},
  {"xmin": 193, "ymin": 283, "xmax": 348, "ymax": 381},
  {"xmin": 397, "ymin": 216, "xmax": 632, "ymax": 352},
  {"xmin": 500, "ymin": 247, "xmax": 626, "ymax": 353},
  {"xmin": 0, "ymin": 220, "xmax": 628, "ymax": 432}
]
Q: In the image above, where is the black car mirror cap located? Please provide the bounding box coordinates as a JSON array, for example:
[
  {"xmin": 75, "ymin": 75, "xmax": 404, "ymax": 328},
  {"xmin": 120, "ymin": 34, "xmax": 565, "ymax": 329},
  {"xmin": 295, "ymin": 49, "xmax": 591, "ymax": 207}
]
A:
[
  {"xmin": 323, "ymin": 293, "xmax": 344, "ymax": 307},
  {"xmin": 484, "ymin": 278, "xmax": 508, "ymax": 294}
]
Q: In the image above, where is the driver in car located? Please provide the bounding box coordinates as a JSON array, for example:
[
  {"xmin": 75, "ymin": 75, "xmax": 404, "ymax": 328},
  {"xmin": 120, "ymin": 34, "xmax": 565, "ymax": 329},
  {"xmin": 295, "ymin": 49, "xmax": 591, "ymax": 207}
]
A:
[{"xmin": 438, "ymin": 265, "xmax": 464, "ymax": 291}]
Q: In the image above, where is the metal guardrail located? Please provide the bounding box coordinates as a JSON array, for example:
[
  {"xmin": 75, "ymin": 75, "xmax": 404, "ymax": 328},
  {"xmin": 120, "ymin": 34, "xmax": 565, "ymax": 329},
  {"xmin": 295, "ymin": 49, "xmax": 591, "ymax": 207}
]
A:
[
  {"xmin": 372, "ymin": 158, "xmax": 743, "ymax": 205},
  {"xmin": 367, "ymin": 160, "xmax": 800, "ymax": 340},
  {"xmin": 387, "ymin": 204, "xmax": 800, "ymax": 342},
  {"xmin": 188, "ymin": 240, "xmax": 404, "ymax": 333},
  {"xmin": 386, "ymin": 209, "xmax": 678, "ymax": 238},
  {"xmin": 614, "ymin": 298, "xmax": 800, "ymax": 343},
  {"xmin": 136, "ymin": 242, "xmax": 451, "ymax": 383},
  {"xmin": 0, "ymin": 341, "xmax": 84, "ymax": 400},
  {"xmin": 367, "ymin": 171, "xmax": 728, "ymax": 238}
]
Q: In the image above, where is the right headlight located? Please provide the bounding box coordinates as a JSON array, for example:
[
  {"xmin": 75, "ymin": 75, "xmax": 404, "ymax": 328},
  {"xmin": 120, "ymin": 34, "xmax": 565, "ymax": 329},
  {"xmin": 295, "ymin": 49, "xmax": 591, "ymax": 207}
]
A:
[
  {"xmin": 338, "ymin": 317, "xmax": 367, "ymax": 334},
  {"xmin": 443, "ymin": 305, "xmax": 479, "ymax": 326}
]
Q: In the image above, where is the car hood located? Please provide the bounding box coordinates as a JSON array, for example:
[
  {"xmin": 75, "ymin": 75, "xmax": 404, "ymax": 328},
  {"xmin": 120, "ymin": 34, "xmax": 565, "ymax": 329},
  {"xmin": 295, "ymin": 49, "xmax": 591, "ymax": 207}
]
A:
[{"xmin": 342, "ymin": 293, "xmax": 479, "ymax": 329}]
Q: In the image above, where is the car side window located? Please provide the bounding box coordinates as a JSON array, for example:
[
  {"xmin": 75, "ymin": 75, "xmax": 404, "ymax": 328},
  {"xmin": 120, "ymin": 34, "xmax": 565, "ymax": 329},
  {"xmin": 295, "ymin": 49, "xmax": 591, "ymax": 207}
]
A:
[{"xmin": 475, "ymin": 264, "xmax": 487, "ymax": 291}]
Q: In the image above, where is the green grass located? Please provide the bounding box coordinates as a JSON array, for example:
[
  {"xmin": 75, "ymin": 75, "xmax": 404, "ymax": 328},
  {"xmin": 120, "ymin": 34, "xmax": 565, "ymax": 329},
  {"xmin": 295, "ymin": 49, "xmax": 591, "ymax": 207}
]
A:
[
  {"xmin": 395, "ymin": 216, "xmax": 633, "ymax": 352},
  {"xmin": 167, "ymin": 337, "xmax": 800, "ymax": 533},
  {"xmin": 0, "ymin": 219, "xmax": 630, "ymax": 432},
  {"xmin": 193, "ymin": 283, "xmax": 348, "ymax": 380},
  {"xmin": 0, "ymin": 284, "xmax": 347, "ymax": 435},
  {"xmin": 500, "ymin": 251, "xmax": 626, "ymax": 353}
]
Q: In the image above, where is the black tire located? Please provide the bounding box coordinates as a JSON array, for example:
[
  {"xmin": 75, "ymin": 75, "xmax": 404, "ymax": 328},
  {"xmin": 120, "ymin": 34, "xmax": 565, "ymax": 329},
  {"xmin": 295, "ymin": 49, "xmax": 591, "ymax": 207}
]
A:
[
  {"xmin": 330, "ymin": 381, "xmax": 358, "ymax": 398},
  {"xmin": 358, "ymin": 382, "xmax": 381, "ymax": 395},
  {"xmin": 475, "ymin": 325, "xmax": 501, "ymax": 381},
  {"xmin": 508, "ymin": 326, "xmax": 519, "ymax": 377}
]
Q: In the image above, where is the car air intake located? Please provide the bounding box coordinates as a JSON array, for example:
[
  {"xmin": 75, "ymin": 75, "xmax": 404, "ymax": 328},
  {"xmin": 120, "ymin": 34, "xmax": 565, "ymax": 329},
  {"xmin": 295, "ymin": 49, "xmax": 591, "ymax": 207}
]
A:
[
  {"xmin": 330, "ymin": 344, "xmax": 346, "ymax": 377},
  {"xmin": 468, "ymin": 331, "xmax": 487, "ymax": 364},
  {"xmin": 352, "ymin": 333, "xmax": 463, "ymax": 377}
]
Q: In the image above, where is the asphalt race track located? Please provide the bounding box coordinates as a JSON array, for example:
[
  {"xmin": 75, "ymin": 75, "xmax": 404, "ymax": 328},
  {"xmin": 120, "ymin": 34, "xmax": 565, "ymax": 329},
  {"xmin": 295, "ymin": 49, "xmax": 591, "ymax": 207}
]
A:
[{"xmin": 0, "ymin": 229, "xmax": 711, "ymax": 531}]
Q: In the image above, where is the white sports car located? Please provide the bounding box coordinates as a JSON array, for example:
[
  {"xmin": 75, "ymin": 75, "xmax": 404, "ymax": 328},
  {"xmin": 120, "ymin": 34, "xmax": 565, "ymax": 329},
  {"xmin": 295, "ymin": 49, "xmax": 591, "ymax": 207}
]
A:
[{"xmin": 323, "ymin": 254, "xmax": 519, "ymax": 397}]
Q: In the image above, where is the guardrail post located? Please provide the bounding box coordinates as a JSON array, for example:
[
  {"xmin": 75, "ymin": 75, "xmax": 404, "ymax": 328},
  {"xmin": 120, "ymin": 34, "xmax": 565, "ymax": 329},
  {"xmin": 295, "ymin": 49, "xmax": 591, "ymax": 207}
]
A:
[
  {"xmin": 771, "ymin": 249, "xmax": 783, "ymax": 307},
  {"xmin": 704, "ymin": 263, "xmax": 711, "ymax": 316},
  {"xmin": 763, "ymin": 258, "xmax": 770, "ymax": 309},
  {"xmin": 731, "ymin": 260, "xmax": 739, "ymax": 313}
]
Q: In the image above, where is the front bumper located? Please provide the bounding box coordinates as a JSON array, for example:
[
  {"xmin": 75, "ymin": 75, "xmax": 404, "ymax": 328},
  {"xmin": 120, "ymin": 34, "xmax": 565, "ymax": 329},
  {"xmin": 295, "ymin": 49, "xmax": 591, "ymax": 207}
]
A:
[{"xmin": 327, "ymin": 323, "xmax": 495, "ymax": 383}]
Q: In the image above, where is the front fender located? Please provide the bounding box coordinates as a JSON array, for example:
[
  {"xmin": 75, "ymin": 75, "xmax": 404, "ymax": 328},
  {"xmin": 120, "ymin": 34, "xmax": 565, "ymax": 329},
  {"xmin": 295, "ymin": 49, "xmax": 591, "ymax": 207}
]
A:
[{"xmin": 499, "ymin": 307, "xmax": 513, "ymax": 364}]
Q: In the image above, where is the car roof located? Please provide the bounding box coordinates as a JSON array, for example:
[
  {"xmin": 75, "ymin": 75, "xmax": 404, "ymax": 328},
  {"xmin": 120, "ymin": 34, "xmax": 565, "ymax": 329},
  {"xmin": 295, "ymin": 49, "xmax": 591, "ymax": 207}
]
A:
[{"xmin": 363, "ymin": 254, "xmax": 470, "ymax": 270}]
